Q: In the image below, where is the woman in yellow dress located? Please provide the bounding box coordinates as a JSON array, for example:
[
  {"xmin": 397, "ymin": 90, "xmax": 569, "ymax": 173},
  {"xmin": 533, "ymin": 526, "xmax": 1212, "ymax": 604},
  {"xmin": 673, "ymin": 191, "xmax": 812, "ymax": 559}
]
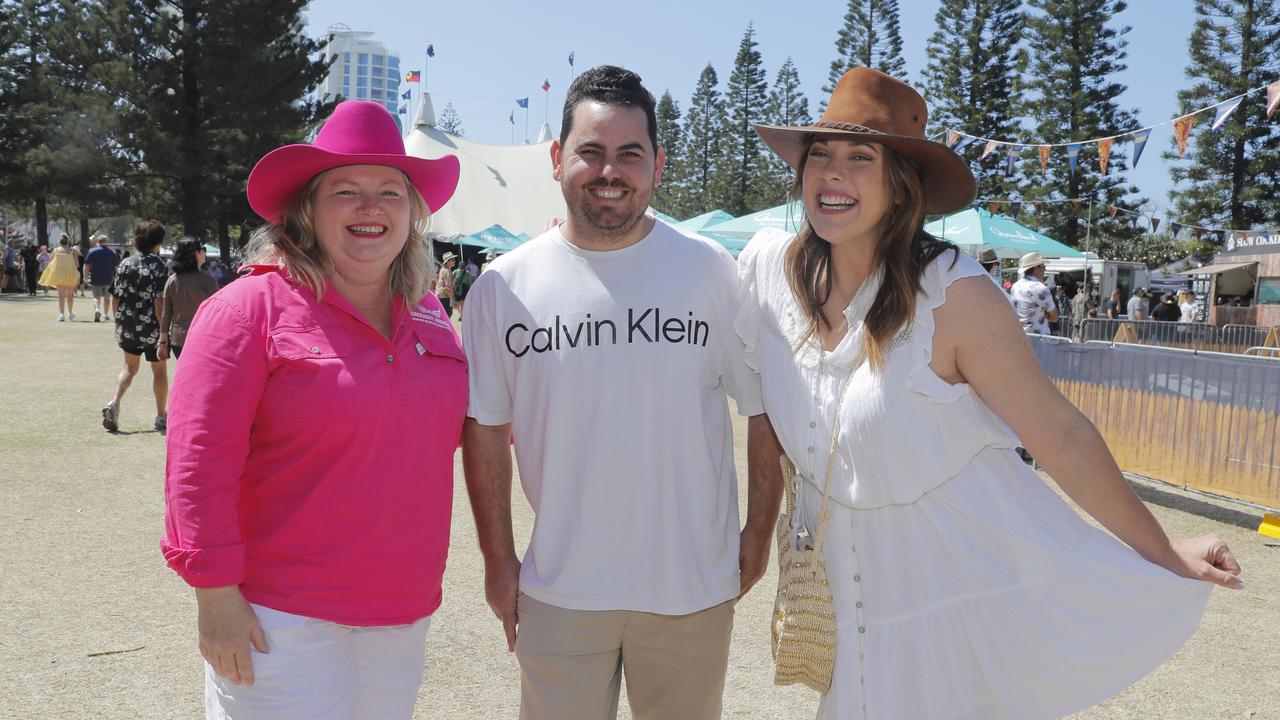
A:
[{"xmin": 39, "ymin": 234, "xmax": 81, "ymax": 321}]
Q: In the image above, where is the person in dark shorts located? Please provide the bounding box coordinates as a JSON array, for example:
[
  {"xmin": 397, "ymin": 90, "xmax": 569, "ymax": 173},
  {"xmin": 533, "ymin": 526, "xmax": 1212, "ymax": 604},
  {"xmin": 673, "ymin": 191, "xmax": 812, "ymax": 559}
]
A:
[
  {"xmin": 103, "ymin": 221, "xmax": 171, "ymax": 433},
  {"xmin": 158, "ymin": 236, "xmax": 219, "ymax": 359}
]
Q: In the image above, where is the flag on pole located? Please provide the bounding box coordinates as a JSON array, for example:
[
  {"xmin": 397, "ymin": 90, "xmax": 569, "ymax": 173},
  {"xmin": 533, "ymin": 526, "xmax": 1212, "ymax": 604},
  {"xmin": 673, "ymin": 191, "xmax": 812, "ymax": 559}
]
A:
[
  {"xmin": 1211, "ymin": 97, "xmax": 1243, "ymax": 130},
  {"xmin": 398, "ymin": 104, "xmax": 407, "ymax": 115},
  {"xmin": 405, "ymin": 70, "xmax": 421, "ymax": 83},
  {"xmin": 1066, "ymin": 143, "xmax": 1082, "ymax": 174},
  {"xmin": 1130, "ymin": 128, "xmax": 1152, "ymax": 168},
  {"xmin": 401, "ymin": 89, "xmax": 411, "ymax": 100},
  {"xmin": 1267, "ymin": 80, "xmax": 1280, "ymax": 118},
  {"xmin": 541, "ymin": 79, "xmax": 550, "ymax": 92},
  {"xmin": 516, "ymin": 97, "xmax": 529, "ymax": 108},
  {"xmin": 1173, "ymin": 115, "xmax": 1195, "ymax": 157},
  {"xmin": 1038, "ymin": 146, "xmax": 1050, "ymax": 174},
  {"xmin": 426, "ymin": 44, "xmax": 435, "ymax": 58},
  {"xmin": 1097, "ymin": 137, "xmax": 1114, "ymax": 175},
  {"xmin": 509, "ymin": 110, "xmax": 514, "ymax": 125},
  {"xmin": 568, "ymin": 51, "xmax": 575, "ymax": 67}
]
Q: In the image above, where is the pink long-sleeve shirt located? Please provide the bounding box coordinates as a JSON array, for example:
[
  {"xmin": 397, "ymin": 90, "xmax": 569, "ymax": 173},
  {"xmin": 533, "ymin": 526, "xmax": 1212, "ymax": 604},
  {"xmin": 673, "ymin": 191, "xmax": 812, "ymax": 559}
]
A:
[{"xmin": 162, "ymin": 266, "xmax": 466, "ymax": 626}]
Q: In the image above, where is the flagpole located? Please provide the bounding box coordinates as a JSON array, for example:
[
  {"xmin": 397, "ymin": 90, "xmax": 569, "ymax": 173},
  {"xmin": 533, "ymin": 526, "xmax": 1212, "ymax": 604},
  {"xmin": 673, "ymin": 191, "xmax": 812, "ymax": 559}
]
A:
[{"xmin": 524, "ymin": 106, "xmax": 529, "ymax": 144}]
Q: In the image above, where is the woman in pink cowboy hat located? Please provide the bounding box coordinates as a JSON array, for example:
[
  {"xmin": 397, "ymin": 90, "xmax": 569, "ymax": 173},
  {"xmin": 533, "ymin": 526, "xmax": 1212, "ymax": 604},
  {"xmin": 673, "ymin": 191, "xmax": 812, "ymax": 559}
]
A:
[
  {"xmin": 737, "ymin": 68, "xmax": 1241, "ymax": 719},
  {"xmin": 162, "ymin": 100, "xmax": 465, "ymax": 718}
]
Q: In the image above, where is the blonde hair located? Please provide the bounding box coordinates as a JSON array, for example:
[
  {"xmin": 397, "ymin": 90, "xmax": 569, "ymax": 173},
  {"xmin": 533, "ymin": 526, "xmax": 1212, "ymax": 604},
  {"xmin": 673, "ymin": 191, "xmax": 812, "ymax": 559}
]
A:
[
  {"xmin": 784, "ymin": 141, "xmax": 957, "ymax": 369},
  {"xmin": 243, "ymin": 169, "xmax": 434, "ymax": 304}
]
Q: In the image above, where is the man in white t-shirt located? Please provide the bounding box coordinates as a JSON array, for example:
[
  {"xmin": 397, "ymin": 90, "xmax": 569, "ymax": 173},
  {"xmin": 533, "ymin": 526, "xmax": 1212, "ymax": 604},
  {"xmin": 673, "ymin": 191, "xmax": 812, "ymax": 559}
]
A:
[
  {"xmin": 462, "ymin": 65, "xmax": 773, "ymax": 720},
  {"xmin": 1010, "ymin": 252, "xmax": 1058, "ymax": 335},
  {"xmin": 1126, "ymin": 287, "xmax": 1147, "ymax": 320}
]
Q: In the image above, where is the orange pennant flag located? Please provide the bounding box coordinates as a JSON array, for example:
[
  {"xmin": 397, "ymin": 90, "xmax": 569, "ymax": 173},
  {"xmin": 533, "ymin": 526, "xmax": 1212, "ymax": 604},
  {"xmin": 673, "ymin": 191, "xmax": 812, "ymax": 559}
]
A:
[
  {"xmin": 1071, "ymin": 199, "xmax": 1082, "ymax": 207},
  {"xmin": 1033, "ymin": 201, "xmax": 1043, "ymax": 212},
  {"xmin": 1038, "ymin": 146, "xmax": 1051, "ymax": 174},
  {"xmin": 987, "ymin": 201, "xmax": 1003, "ymax": 214},
  {"xmin": 1108, "ymin": 205, "xmax": 1119, "ymax": 218},
  {"xmin": 1152, "ymin": 218, "xmax": 1161, "ymax": 233},
  {"xmin": 1268, "ymin": 81, "xmax": 1280, "ymax": 119},
  {"xmin": 1173, "ymin": 115, "xmax": 1195, "ymax": 158},
  {"xmin": 1098, "ymin": 138, "xmax": 1114, "ymax": 175}
]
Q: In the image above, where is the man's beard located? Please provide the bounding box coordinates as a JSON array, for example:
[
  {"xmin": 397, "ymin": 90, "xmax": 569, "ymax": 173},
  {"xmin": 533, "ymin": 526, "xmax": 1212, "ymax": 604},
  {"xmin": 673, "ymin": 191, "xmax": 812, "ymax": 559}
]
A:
[{"xmin": 568, "ymin": 179, "xmax": 651, "ymax": 239}]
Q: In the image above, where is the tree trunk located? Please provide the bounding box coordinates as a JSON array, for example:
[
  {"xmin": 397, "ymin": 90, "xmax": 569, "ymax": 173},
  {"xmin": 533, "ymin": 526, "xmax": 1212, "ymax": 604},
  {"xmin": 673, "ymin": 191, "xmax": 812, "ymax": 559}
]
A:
[
  {"xmin": 179, "ymin": 2, "xmax": 205, "ymax": 240},
  {"xmin": 80, "ymin": 217, "xmax": 90, "ymax": 244},
  {"xmin": 35, "ymin": 194, "xmax": 48, "ymax": 246},
  {"xmin": 217, "ymin": 203, "xmax": 231, "ymax": 262}
]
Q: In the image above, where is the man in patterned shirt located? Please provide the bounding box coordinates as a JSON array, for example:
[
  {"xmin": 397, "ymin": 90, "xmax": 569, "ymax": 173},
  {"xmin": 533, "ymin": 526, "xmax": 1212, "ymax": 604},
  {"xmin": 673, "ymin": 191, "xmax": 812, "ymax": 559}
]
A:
[
  {"xmin": 1010, "ymin": 252, "xmax": 1057, "ymax": 336},
  {"xmin": 103, "ymin": 221, "xmax": 172, "ymax": 433}
]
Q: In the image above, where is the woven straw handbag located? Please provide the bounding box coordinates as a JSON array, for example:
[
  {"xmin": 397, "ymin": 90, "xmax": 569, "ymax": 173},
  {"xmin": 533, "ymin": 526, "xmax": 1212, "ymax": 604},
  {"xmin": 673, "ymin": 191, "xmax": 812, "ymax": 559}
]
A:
[{"xmin": 771, "ymin": 378, "xmax": 852, "ymax": 693}]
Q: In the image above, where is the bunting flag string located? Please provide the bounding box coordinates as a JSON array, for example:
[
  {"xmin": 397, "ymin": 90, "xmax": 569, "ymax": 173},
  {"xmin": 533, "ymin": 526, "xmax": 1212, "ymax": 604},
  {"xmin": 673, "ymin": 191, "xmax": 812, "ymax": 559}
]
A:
[
  {"xmin": 1131, "ymin": 129, "xmax": 1151, "ymax": 168},
  {"xmin": 1173, "ymin": 115, "xmax": 1195, "ymax": 157},
  {"xmin": 982, "ymin": 140, "xmax": 999, "ymax": 159},
  {"xmin": 1211, "ymin": 96, "xmax": 1244, "ymax": 130},
  {"xmin": 1097, "ymin": 137, "xmax": 1114, "ymax": 175},
  {"xmin": 1066, "ymin": 144, "xmax": 1082, "ymax": 174},
  {"xmin": 971, "ymin": 196, "xmax": 1276, "ymax": 242},
  {"xmin": 1038, "ymin": 145, "xmax": 1051, "ymax": 174}
]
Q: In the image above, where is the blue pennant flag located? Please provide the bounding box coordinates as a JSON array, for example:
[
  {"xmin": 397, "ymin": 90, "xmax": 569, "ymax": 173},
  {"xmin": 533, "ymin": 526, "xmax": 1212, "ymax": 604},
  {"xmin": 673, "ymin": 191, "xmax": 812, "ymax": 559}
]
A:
[
  {"xmin": 516, "ymin": 97, "xmax": 529, "ymax": 108},
  {"xmin": 509, "ymin": 110, "xmax": 514, "ymax": 125},
  {"xmin": 954, "ymin": 135, "xmax": 976, "ymax": 152},
  {"xmin": 1004, "ymin": 145, "xmax": 1022, "ymax": 176},
  {"xmin": 401, "ymin": 89, "xmax": 411, "ymax": 100},
  {"xmin": 1211, "ymin": 97, "xmax": 1243, "ymax": 131},
  {"xmin": 398, "ymin": 104, "xmax": 407, "ymax": 115},
  {"xmin": 1170, "ymin": 222, "xmax": 1182, "ymax": 237},
  {"xmin": 426, "ymin": 44, "xmax": 435, "ymax": 58},
  {"xmin": 1131, "ymin": 129, "xmax": 1151, "ymax": 168},
  {"xmin": 568, "ymin": 51, "xmax": 575, "ymax": 67},
  {"xmin": 1066, "ymin": 144, "xmax": 1082, "ymax": 174}
]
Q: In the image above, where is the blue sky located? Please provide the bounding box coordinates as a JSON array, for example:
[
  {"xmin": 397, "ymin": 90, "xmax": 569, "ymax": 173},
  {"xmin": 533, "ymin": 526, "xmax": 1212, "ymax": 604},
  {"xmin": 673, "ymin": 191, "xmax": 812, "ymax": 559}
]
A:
[{"xmin": 303, "ymin": 0, "xmax": 1204, "ymax": 214}]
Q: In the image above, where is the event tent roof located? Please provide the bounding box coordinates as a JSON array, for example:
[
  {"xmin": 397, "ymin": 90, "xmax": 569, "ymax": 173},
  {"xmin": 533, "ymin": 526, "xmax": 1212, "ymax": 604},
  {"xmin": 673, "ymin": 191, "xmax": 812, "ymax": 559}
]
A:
[
  {"xmin": 702, "ymin": 202, "xmax": 806, "ymax": 238},
  {"xmin": 455, "ymin": 224, "xmax": 525, "ymax": 252},
  {"xmin": 677, "ymin": 209, "xmax": 735, "ymax": 231},
  {"xmin": 925, "ymin": 207, "xmax": 1084, "ymax": 259},
  {"xmin": 404, "ymin": 95, "xmax": 566, "ymax": 240}
]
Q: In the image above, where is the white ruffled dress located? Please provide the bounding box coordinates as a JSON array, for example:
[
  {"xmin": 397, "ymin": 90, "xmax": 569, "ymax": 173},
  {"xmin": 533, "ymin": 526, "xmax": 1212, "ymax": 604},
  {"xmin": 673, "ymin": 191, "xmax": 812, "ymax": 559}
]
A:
[{"xmin": 736, "ymin": 230, "xmax": 1212, "ymax": 720}]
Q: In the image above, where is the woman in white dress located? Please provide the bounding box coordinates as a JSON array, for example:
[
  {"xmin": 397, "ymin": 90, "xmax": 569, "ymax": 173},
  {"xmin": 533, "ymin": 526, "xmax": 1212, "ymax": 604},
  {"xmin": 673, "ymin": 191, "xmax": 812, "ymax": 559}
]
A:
[{"xmin": 738, "ymin": 68, "xmax": 1241, "ymax": 720}]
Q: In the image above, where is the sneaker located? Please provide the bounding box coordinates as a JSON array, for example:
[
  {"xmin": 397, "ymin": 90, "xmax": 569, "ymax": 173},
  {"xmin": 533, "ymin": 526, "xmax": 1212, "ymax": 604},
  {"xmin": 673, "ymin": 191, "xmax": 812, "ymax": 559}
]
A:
[
  {"xmin": 58, "ymin": 314, "xmax": 65, "ymax": 322},
  {"xmin": 68, "ymin": 312, "xmax": 76, "ymax": 321},
  {"xmin": 102, "ymin": 401, "xmax": 119, "ymax": 432},
  {"xmin": 154, "ymin": 414, "xmax": 167, "ymax": 434},
  {"xmin": 94, "ymin": 310, "xmax": 101, "ymax": 322},
  {"xmin": 103, "ymin": 314, "xmax": 111, "ymax": 322}
]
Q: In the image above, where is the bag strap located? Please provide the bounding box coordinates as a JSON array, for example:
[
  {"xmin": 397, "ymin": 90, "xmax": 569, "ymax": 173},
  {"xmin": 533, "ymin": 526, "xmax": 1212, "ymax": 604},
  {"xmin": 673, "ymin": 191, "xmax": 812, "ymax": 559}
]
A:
[{"xmin": 813, "ymin": 372, "xmax": 856, "ymax": 549}]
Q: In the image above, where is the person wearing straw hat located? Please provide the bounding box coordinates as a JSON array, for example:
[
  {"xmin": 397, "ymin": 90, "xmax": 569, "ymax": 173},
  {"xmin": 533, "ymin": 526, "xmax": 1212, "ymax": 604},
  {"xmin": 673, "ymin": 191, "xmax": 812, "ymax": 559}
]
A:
[
  {"xmin": 1011, "ymin": 251, "xmax": 1058, "ymax": 335},
  {"xmin": 161, "ymin": 100, "xmax": 464, "ymax": 719},
  {"xmin": 436, "ymin": 250, "xmax": 458, "ymax": 318},
  {"xmin": 739, "ymin": 67, "xmax": 1239, "ymax": 719}
]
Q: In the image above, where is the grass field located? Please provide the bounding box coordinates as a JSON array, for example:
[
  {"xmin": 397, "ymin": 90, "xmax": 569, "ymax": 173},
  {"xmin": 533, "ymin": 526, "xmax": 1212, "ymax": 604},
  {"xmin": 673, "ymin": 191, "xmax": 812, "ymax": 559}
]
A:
[{"xmin": 1, "ymin": 291, "xmax": 1276, "ymax": 719}]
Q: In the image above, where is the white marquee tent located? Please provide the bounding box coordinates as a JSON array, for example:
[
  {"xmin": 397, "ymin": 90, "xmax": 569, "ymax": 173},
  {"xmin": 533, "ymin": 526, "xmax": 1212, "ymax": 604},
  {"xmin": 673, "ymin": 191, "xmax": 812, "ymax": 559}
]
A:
[{"xmin": 403, "ymin": 93, "xmax": 566, "ymax": 241}]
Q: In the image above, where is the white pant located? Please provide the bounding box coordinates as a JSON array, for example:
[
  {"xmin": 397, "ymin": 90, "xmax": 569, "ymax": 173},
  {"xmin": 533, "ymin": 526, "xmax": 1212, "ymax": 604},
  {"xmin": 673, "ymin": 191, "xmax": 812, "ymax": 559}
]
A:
[{"xmin": 204, "ymin": 604, "xmax": 432, "ymax": 720}]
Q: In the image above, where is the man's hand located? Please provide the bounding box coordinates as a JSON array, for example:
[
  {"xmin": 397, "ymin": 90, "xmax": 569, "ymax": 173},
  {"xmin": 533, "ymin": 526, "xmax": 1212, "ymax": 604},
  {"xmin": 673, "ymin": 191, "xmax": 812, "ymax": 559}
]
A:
[{"xmin": 484, "ymin": 555, "xmax": 522, "ymax": 651}]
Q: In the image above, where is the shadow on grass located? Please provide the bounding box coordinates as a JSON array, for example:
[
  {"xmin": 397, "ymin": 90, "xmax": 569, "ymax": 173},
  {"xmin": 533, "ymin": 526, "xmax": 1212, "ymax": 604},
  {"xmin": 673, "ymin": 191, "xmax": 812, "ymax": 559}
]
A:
[
  {"xmin": 106, "ymin": 429, "xmax": 162, "ymax": 437},
  {"xmin": 1127, "ymin": 479, "xmax": 1265, "ymax": 532}
]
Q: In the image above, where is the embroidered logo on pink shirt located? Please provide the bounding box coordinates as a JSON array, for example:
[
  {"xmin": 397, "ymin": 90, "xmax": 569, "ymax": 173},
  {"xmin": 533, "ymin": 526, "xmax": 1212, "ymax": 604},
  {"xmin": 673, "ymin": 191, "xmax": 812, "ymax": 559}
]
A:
[{"xmin": 411, "ymin": 304, "xmax": 454, "ymax": 331}]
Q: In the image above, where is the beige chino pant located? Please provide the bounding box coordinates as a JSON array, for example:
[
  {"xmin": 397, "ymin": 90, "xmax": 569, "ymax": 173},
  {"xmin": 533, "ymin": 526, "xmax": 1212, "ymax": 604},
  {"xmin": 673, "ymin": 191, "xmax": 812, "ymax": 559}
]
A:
[{"xmin": 515, "ymin": 592, "xmax": 735, "ymax": 720}]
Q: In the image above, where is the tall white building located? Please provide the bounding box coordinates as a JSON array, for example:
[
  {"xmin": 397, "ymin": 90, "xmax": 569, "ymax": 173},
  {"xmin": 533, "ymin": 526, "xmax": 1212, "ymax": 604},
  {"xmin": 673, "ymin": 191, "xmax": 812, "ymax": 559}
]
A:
[{"xmin": 319, "ymin": 25, "xmax": 403, "ymax": 125}]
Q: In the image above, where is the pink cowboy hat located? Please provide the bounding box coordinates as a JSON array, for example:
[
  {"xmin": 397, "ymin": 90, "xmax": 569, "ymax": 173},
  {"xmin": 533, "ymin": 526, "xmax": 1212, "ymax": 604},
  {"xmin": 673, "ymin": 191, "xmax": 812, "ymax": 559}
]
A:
[{"xmin": 247, "ymin": 100, "xmax": 460, "ymax": 222}]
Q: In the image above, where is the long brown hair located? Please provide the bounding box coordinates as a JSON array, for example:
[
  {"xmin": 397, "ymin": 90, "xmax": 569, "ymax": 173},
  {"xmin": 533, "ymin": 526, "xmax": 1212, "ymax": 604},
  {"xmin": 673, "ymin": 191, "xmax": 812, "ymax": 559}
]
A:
[{"xmin": 784, "ymin": 139, "xmax": 957, "ymax": 368}]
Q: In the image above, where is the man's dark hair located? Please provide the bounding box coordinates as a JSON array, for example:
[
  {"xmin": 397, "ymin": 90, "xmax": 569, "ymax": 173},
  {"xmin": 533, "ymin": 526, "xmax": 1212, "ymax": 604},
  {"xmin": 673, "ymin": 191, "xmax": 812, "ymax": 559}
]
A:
[
  {"xmin": 560, "ymin": 65, "xmax": 658, "ymax": 153},
  {"xmin": 133, "ymin": 220, "xmax": 166, "ymax": 253}
]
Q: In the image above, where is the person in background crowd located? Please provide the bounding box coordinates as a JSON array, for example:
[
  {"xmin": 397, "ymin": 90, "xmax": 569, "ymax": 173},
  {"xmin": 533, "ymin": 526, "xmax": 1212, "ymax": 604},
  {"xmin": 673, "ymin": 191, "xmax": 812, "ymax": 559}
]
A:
[
  {"xmin": 1178, "ymin": 290, "xmax": 1198, "ymax": 323},
  {"xmin": 39, "ymin": 234, "xmax": 82, "ymax": 321},
  {"xmin": 162, "ymin": 100, "xmax": 463, "ymax": 719},
  {"xmin": 1152, "ymin": 293, "xmax": 1182, "ymax": 322},
  {"xmin": 1127, "ymin": 287, "xmax": 1147, "ymax": 320},
  {"xmin": 2, "ymin": 240, "xmax": 21, "ymax": 292},
  {"xmin": 103, "ymin": 221, "xmax": 171, "ymax": 433},
  {"xmin": 742, "ymin": 66, "xmax": 1238, "ymax": 720},
  {"xmin": 158, "ymin": 236, "xmax": 219, "ymax": 360},
  {"xmin": 1051, "ymin": 285, "xmax": 1070, "ymax": 336},
  {"xmin": 463, "ymin": 65, "xmax": 767, "ymax": 720},
  {"xmin": 976, "ymin": 248, "xmax": 1014, "ymax": 307},
  {"xmin": 1106, "ymin": 290, "xmax": 1123, "ymax": 319},
  {"xmin": 452, "ymin": 253, "xmax": 474, "ymax": 320},
  {"xmin": 84, "ymin": 235, "xmax": 121, "ymax": 322},
  {"xmin": 1072, "ymin": 285, "xmax": 1090, "ymax": 335},
  {"xmin": 465, "ymin": 256, "xmax": 479, "ymax": 282},
  {"xmin": 21, "ymin": 240, "xmax": 40, "ymax": 296},
  {"xmin": 74, "ymin": 238, "xmax": 89, "ymax": 297},
  {"xmin": 1011, "ymin": 252, "xmax": 1058, "ymax": 335},
  {"xmin": 480, "ymin": 249, "xmax": 498, "ymax": 274},
  {"xmin": 435, "ymin": 251, "xmax": 457, "ymax": 318}
]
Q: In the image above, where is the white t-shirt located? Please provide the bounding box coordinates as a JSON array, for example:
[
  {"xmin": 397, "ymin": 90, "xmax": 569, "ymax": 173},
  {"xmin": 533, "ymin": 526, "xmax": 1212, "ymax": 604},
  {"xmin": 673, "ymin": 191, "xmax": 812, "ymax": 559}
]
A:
[
  {"xmin": 1010, "ymin": 276, "xmax": 1054, "ymax": 335},
  {"xmin": 1179, "ymin": 302, "xmax": 1197, "ymax": 322},
  {"xmin": 1126, "ymin": 295, "xmax": 1145, "ymax": 319},
  {"xmin": 463, "ymin": 220, "xmax": 764, "ymax": 614}
]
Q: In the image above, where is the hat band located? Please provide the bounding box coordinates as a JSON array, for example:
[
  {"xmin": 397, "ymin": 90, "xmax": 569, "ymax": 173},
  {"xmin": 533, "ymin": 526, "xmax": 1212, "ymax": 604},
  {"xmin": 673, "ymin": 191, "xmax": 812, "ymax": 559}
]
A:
[{"xmin": 813, "ymin": 121, "xmax": 883, "ymax": 135}]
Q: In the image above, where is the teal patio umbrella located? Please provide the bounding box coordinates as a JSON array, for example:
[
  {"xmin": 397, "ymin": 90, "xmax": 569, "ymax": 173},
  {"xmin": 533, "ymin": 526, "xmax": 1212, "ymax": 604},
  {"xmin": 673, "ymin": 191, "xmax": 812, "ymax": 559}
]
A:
[
  {"xmin": 924, "ymin": 207, "xmax": 1084, "ymax": 259},
  {"xmin": 456, "ymin": 224, "xmax": 524, "ymax": 252},
  {"xmin": 702, "ymin": 201, "xmax": 806, "ymax": 238},
  {"xmin": 698, "ymin": 231, "xmax": 749, "ymax": 257},
  {"xmin": 677, "ymin": 209, "xmax": 734, "ymax": 231}
]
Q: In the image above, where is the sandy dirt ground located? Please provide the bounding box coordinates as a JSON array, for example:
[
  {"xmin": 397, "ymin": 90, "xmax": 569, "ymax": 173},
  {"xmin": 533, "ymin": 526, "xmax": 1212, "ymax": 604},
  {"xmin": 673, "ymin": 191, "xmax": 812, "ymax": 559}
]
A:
[{"xmin": 1, "ymin": 291, "xmax": 1276, "ymax": 719}]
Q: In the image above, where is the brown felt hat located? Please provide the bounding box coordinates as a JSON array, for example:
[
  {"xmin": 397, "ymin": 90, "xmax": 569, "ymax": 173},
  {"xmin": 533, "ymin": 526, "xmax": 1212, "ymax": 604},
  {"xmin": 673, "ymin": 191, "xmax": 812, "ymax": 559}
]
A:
[{"xmin": 755, "ymin": 67, "xmax": 976, "ymax": 215}]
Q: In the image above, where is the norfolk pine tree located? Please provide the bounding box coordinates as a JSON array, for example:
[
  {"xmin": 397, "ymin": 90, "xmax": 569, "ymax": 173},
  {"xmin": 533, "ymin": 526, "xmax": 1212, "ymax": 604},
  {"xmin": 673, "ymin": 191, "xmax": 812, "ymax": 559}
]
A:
[
  {"xmin": 653, "ymin": 91, "xmax": 686, "ymax": 217},
  {"xmin": 759, "ymin": 57, "xmax": 812, "ymax": 207},
  {"xmin": 438, "ymin": 102, "xmax": 465, "ymax": 137},
  {"xmin": 1165, "ymin": 0, "xmax": 1280, "ymax": 234},
  {"xmin": 922, "ymin": 0, "xmax": 1028, "ymax": 201},
  {"xmin": 715, "ymin": 24, "xmax": 770, "ymax": 216},
  {"xmin": 823, "ymin": 0, "xmax": 907, "ymax": 110},
  {"xmin": 1021, "ymin": 0, "xmax": 1146, "ymax": 255},
  {"xmin": 683, "ymin": 64, "xmax": 727, "ymax": 216}
]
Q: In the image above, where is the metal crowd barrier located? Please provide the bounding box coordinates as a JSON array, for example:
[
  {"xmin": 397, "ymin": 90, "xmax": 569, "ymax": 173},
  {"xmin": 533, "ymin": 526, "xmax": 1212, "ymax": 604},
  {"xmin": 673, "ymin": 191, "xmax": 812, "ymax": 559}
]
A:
[
  {"xmin": 1222, "ymin": 324, "xmax": 1273, "ymax": 352},
  {"xmin": 1075, "ymin": 318, "xmax": 1224, "ymax": 350},
  {"xmin": 1029, "ymin": 337, "xmax": 1280, "ymax": 509},
  {"xmin": 1244, "ymin": 346, "xmax": 1280, "ymax": 358}
]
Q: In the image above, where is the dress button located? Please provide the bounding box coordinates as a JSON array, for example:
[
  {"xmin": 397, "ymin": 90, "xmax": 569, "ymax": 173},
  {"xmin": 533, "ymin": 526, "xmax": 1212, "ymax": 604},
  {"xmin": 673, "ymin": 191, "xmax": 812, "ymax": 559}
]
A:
[
  {"xmin": 858, "ymin": 626, "xmax": 865, "ymax": 634},
  {"xmin": 310, "ymin": 346, "xmax": 320, "ymax": 354},
  {"xmin": 386, "ymin": 354, "xmax": 395, "ymax": 362},
  {"xmin": 853, "ymin": 574, "xmax": 861, "ymax": 582},
  {"xmin": 809, "ymin": 421, "xmax": 816, "ymax": 428},
  {"xmin": 807, "ymin": 446, "xmax": 814, "ymax": 453},
  {"xmin": 856, "ymin": 601, "xmax": 863, "ymax": 608}
]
